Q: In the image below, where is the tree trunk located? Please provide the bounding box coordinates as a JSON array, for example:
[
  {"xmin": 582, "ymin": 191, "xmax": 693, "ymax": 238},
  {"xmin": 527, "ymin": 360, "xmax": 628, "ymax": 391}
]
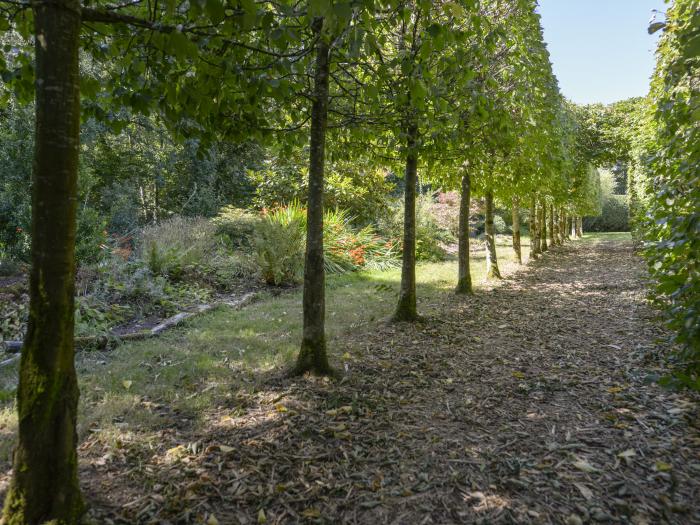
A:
[
  {"xmin": 559, "ymin": 208, "xmax": 566, "ymax": 244},
  {"xmin": 548, "ymin": 204, "xmax": 555, "ymax": 247},
  {"xmin": 567, "ymin": 215, "xmax": 573, "ymax": 239},
  {"xmin": 484, "ymin": 190, "xmax": 501, "ymax": 279},
  {"xmin": 3, "ymin": 0, "xmax": 84, "ymax": 522},
  {"xmin": 540, "ymin": 200, "xmax": 548, "ymax": 252},
  {"xmin": 455, "ymin": 170, "xmax": 473, "ymax": 294},
  {"xmin": 529, "ymin": 195, "xmax": 540, "ymax": 259},
  {"xmin": 511, "ymin": 196, "xmax": 522, "ymax": 265},
  {"xmin": 294, "ymin": 23, "xmax": 332, "ymax": 376},
  {"xmin": 393, "ymin": 119, "xmax": 419, "ymax": 321},
  {"xmin": 577, "ymin": 217, "xmax": 583, "ymax": 237}
]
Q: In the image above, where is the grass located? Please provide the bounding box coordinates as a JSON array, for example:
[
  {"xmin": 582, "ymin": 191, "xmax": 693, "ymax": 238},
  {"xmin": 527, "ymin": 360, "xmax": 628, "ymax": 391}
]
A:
[
  {"xmin": 582, "ymin": 231, "xmax": 632, "ymax": 242},
  {"xmin": 0, "ymin": 235, "xmax": 531, "ymax": 462}
]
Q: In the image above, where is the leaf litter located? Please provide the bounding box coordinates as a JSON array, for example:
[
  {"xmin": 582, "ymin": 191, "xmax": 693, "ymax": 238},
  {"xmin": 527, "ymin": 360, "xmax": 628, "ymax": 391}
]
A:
[{"xmin": 54, "ymin": 239, "xmax": 700, "ymax": 523}]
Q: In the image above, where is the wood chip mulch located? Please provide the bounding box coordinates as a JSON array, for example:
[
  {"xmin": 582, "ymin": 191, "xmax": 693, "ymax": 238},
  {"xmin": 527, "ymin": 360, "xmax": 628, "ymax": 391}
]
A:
[{"xmin": 76, "ymin": 238, "xmax": 700, "ymax": 524}]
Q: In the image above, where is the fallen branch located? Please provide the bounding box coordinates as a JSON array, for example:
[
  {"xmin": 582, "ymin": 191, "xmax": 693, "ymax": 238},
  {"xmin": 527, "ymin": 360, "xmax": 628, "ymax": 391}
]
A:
[{"xmin": 0, "ymin": 291, "xmax": 260, "ymax": 367}]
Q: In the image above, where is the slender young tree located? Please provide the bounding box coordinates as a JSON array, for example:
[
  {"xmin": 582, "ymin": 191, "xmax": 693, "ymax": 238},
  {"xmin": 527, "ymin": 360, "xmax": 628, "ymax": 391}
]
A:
[
  {"xmin": 512, "ymin": 196, "xmax": 522, "ymax": 264},
  {"xmin": 295, "ymin": 18, "xmax": 333, "ymax": 375},
  {"xmin": 484, "ymin": 190, "xmax": 502, "ymax": 279},
  {"xmin": 455, "ymin": 166, "xmax": 474, "ymax": 294},
  {"xmin": 2, "ymin": 0, "xmax": 84, "ymax": 521},
  {"xmin": 530, "ymin": 195, "xmax": 540, "ymax": 259},
  {"xmin": 540, "ymin": 199, "xmax": 548, "ymax": 252},
  {"xmin": 548, "ymin": 203, "xmax": 555, "ymax": 246}
]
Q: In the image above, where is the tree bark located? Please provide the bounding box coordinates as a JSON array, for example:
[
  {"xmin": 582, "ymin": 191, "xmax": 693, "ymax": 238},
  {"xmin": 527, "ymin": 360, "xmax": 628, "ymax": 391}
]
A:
[
  {"xmin": 484, "ymin": 190, "xmax": 501, "ymax": 279},
  {"xmin": 455, "ymin": 169, "xmax": 473, "ymax": 294},
  {"xmin": 577, "ymin": 217, "xmax": 583, "ymax": 237},
  {"xmin": 559, "ymin": 208, "xmax": 566, "ymax": 244},
  {"xmin": 294, "ymin": 22, "xmax": 332, "ymax": 376},
  {"xmin": 511, "ymin": 196, "xmax": 522, "ymax": 265},
  {"xmin": 3, "ymin": 0, "xmax": 84, "ymax": 521},
  {"xmin": 540, "ymin": 199, "xmax": 548, "ymax": 252},
  {"xmin": 548, "ymin": 204, "xmax": 555, "ymax": 247},
  {"xmin": 393, "ymin": 119, "xmax": 420, "ymax": 321},
  {"xmin": 529, "ymin": 195, "xmax": 540, "ymax": 259}
]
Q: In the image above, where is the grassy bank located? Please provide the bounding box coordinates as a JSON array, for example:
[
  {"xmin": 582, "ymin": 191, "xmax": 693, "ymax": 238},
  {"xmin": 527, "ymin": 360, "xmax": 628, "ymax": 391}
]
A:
[{"xmin": 0, "ymin": 237, "xmax": 532, "ymax": 462}]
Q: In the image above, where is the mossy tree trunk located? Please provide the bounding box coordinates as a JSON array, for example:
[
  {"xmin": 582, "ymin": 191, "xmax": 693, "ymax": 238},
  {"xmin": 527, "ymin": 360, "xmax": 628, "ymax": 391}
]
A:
[
  {"xmin": 294, "ymin": 22, "xmax": 333, "ymax": 376},
  {"xmin": 529, "ymin": 195, "xmax": 540, "ymax": 259},
  {"xmin": 548, "ymin": 204, "xmax": 555, "ymax": 246},
  {"xmin": 393, "ymin": 119, "xmax": 420, "ymax": 321},
  {"xmin": 455, "ymin": 169, "xmax": 473, "ymax": 294},
  {"xmin": 484, "ymin": 190, "xmax": 501, "ymax": 279},
  {"xmin": 3, "ymin": 0, "xmax": 84, "ymax": 522},
  {"xmin": 511, "ymin": 196, "xmax": 522, "ymax": 265}
]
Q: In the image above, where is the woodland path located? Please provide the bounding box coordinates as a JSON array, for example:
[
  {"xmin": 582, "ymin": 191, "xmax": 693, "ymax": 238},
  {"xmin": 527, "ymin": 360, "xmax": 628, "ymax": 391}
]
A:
[{"xmin": 87, "ymin": 238, "xmax": 700, "ymax": 525}]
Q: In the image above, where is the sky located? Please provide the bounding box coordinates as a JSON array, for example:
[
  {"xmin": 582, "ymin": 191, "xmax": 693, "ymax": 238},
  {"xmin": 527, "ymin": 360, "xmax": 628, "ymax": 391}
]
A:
[{"xmin": 537, "ymin": 0, "xmax": 663, "ymax": 105}]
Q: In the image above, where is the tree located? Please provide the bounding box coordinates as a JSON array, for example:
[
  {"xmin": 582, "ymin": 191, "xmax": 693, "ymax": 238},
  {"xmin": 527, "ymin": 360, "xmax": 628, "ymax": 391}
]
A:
[{"xmin": 2, "ymin": 0, "xmax": 83, "ymax": 521}]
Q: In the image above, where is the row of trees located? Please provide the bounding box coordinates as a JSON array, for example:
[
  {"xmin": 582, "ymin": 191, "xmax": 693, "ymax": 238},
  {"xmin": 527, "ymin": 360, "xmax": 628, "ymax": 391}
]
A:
[{"xmin": 0, "ymin": 0, "xmax": 601, "ymax": 522}]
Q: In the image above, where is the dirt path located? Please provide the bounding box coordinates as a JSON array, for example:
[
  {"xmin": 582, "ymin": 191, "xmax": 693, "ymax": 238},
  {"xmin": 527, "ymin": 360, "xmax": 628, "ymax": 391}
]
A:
[{"xmin": 85, "ymin": 238, "xmax": 699, "ymax": 524}]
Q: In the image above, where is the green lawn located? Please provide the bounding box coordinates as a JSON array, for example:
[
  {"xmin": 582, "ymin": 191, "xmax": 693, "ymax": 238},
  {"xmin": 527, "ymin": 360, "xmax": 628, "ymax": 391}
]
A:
[{"xmin": 0, "ymin": 236, "xmax": 531, "ymax": 459}]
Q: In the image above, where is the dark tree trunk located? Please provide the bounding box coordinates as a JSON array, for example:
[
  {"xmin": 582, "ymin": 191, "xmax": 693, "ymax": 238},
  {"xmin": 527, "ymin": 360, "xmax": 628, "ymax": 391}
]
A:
[
  {"xmin": 393, "ymin": 120, "xmax": 420, "ymax": 321},
  {"xmin": 3, "ymin": 0, "xmax": 84, "ymax": 522},
  {"xmin": 511, "ymin": 197, "xmax": 522, "ymax": 265},
  {"xmin": 548, "ymin": 204, "xmax": 555, "ymax": 247},
  {"xmin": 294, "ymin": 23, "xmax": 332, "ymax": 376},
  {"xmin": 540, "ymin": 199, "xmax": 548, "ymax": 252},
  {"xmin": 559, "ymin": 207, "xmax": 566, "ymax": 244},
  {"xmin": 455, "ymin": 169, "xmax": 473, "ymax": 294},
  {"xmin": 484, "ymin": 190, "xmax": 501, "ymax": 279},
  {"xmin": 529, "ymin": 195, "xmax": 540, "ymax": 259}
]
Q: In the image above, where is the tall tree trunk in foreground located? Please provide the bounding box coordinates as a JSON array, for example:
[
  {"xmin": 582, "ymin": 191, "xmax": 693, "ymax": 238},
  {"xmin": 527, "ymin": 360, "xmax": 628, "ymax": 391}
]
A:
[
  {"xmin": 511, "ymin": 196, "xmax": 522, "ymax": 265},
  {"xmin": 455, "ymin": 169, "xmax": 473, "ymax": 294},
  {"xmin": 548, "ymin": 204, "xmax": 555, "ymax": 247},
  {"xmin": 529, "ymin": 195, "xmax": 540, "ymax": 259},
  {"xmin": 393, "ymin": 119, "xmax": 419, "ymax": 321},
  {"xmin": 576, "ymin": 217, "xmax": 583, "ymax": 237},
  {"xmin": 484, "ymin": 190, "xmax": 501, "ymax": 279},
  {"xmin": 3, "ymin": 0, "xmax": 84, "ymax": 522},
  {"xmin": 294, "ymin": 23, "xmax": 332, "ymax": 375}
]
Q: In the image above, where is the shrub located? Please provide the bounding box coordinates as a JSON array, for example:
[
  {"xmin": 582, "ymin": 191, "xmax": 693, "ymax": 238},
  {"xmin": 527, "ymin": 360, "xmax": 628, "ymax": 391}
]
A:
[
  {"xmin": 493, "ymin": 215, "xmax": 509, "ymax": 234},
  {"xmin": 212, "ymin": 205, "xmax": 260, "ymax": 248},
  {"xmin": 252, "ymin": 205, "xmax": 305, "ymax": 285},
  {"xmin": 76, "ymin": 206, "xmax": 109, "ymax": 264},
  {"xmin": 378, "ymin": 195, "xmax": 452, "ymax": 261},
  {"xmin": 583, "ymin": 195, "xmax": 629, "ymax": 232},
  {"xmin": 138, "ymin": 216, "xmax": 221, "ymax": 278},
  {"xmin": 252, "ymin": 202, "xmax": 400, "ymax": 285}
]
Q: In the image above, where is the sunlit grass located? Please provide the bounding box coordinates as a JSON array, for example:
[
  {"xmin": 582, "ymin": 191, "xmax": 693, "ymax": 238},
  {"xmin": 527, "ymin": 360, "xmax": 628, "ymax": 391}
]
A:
[{"xmin": 0, "ymin": 236, "xmax": 532, "ymax": 453}]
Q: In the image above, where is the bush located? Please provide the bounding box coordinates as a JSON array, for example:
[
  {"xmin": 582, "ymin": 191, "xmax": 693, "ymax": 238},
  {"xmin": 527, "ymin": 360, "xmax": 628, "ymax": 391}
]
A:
[
  {"xmin": 583, "ymin": 195, "xmax": 629, "ymax": 232},
  {"xmin": 76, "ymin": 206, "xmax": 109, "ymax": 264},
  {"xmin": 138, "ymin": 216, "xmax": 221, "ymax": 278},
  {"xmin": 250, "ymin": 157, "xmax": 395, "ymax": 226},
  {"xmin": 252, "ymin": 205, "xmax": 306, "ymax": 285},
  {"xmin": 378, "ymin": 195, "xmax": 452, "ymax": 261},
  {"xmin": 212, "ymin": 205, "xmax": 260, "ymax": 248},
  {"xmin": 493, "ymin": 215, "xmax": 508, "ymax": 234},
  {"xmin": 252, "ymin": 202, "xmax": 400, "ymax": 285}
]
